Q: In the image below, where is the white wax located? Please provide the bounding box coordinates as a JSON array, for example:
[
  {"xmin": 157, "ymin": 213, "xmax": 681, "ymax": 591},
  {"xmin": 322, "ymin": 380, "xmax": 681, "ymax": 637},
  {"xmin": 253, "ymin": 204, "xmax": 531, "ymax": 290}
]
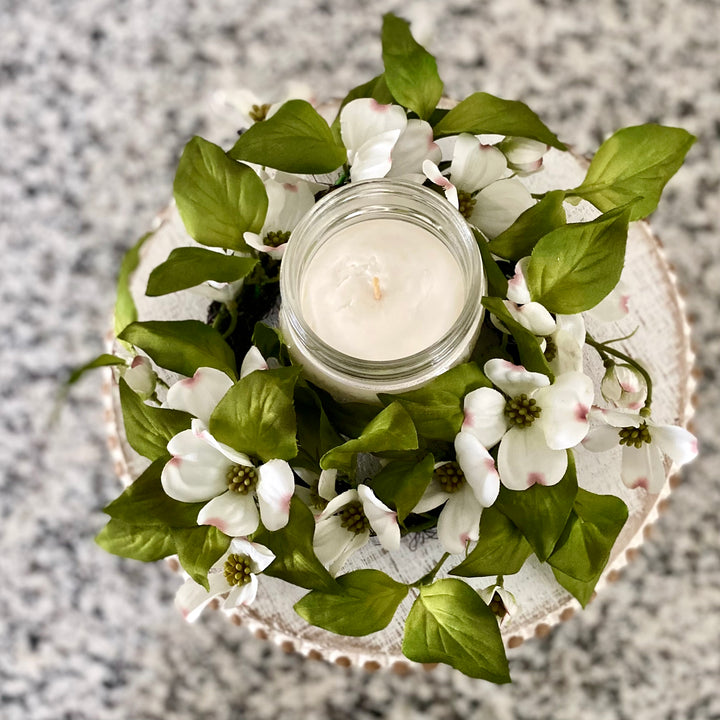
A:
[{"xmin": 300, "ymin": 218, "xmax": 465, "ymax": 361}]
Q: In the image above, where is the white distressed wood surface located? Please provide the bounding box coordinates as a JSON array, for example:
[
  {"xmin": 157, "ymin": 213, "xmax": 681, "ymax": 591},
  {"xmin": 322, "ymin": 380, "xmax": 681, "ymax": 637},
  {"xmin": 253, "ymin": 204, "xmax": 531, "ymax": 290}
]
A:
[{"xmin": 102, "ymin": 147, "xmax": 696, "ymax": 673}]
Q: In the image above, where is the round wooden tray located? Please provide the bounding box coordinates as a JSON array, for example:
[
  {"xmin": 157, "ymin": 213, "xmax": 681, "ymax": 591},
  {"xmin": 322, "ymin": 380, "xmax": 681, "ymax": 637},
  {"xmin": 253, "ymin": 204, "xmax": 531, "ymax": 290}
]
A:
[{"xmin": 102, "ymin": 145, "xmax": 696, "ymax": 673}]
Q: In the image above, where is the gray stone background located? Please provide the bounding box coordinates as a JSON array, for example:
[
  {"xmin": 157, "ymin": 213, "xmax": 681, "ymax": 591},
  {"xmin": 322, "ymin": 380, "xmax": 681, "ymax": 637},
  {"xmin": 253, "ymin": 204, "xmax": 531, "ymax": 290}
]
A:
[{"xmin": 1, "ymin": 0, "xmax": 718, "ymax": 718}]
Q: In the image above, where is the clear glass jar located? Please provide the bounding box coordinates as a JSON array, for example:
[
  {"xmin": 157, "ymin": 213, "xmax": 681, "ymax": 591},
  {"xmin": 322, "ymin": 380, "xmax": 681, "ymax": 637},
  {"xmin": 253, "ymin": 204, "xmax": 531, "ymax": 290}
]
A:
[{"xmin": 279, "ymin": 179, "xmax": 485, "ymax": 403}]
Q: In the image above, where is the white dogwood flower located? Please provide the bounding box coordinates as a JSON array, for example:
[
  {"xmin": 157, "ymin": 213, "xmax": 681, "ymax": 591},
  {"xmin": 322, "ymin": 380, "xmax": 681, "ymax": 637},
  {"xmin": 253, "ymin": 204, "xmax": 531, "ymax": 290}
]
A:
[
  {"xmin": 161, "ymin": 352, "xmax": 293, "ymax": 536},
  {"xmin": 243, "ymin": 177, "xmax": 315, "ymax": 259},
  {"xmin": 497, "ymin": 137, "xmax": 549, "ymax": 174},
  {"xmin": 583, "ymin": 408, "xmax": 697, "ymax": 493},
  {"xmin": 461, "ymin": 359, "xmax": 594, "ymax": 490},
  {"xmin": 313, "ymin": 478, "xmax": 400, "ymax": 577},
  {"xmin": 412, "ymin": 431, "xmax": 500, "ymax": 554},
  {"xmin": 121, "ymin": 356, "xmax": 157, "ymax": 399},
  {"xmin": 175, "ymin": 538, "xmax": 275, "ymax": 621},
  {"xmin": 339, "ymin": 98, "xmax": 440, "ymax": 183},
  {"xmin": 422, "ymin": 133, "xmax": 534, "ymax": 238}
]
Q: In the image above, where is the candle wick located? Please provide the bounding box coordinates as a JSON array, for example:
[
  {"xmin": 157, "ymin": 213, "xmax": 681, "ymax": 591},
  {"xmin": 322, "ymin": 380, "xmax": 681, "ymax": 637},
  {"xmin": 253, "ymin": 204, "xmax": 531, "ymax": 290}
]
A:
[{"xmin": 372, "ymin": 276, "xmax": 382, "ymax": 300}]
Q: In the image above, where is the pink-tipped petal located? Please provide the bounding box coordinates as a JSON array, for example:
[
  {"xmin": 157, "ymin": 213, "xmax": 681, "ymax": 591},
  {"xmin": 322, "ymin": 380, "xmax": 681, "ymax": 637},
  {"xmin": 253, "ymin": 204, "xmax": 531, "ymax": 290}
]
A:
[
  {"xmin": 484, "ymin": 358, "xmax": 550, "ymax": 397},
  {"xmin": 358, "ymin": 485, "xmax": 401, "ymax": 552},
  {"xmin": 504, "ymin": 300, "xmax": 557, "ymax": 336},
  {"xmin": 197, "ymin": 490, "xmax": 259, "ymax": 537},
  {"xmin": 621, "ymin": 444, "xmax": 665, "ymax": 493},
  {"xmin": 470, "ymin": 178, "xmax": 534, "ymax": 239},
  {"xmin": 652, "ymin": 424, "xmax": 699, "ymax": 467},
  {"xmin": 506, "ymin": 257, "xmax": 532, "ymax": 305},
  {"xmin": 387, "ymin": 119, "xmax": 441, "ymax": 182},
  {"xmin": 462, "ymin": 387, "xmax": 509, "ymax": 448},
  {"xmin": 256, "ymin": 459, "xmax": 295, "ymax": 531},
  {"xmin": 240, "ymin": 346, "xmax": 268, "ymax": 379},
  {"xmin": 422, "ymin": 159, "xmax": 459, "ymax": 208},
  {"xmin": 437, "ymin": 484, "xmax": 482, "ymax": 555},
  {"xmin": 450, "ymin": 134, "xmax": 507, "ymax": 193},
  {"xmin": 454, "ymin": 431, "xmax": 501, "ymax": 507},
  {"xmin": 166, "ymin": 367, "xmax": 234, "ymax": 425},
  {"xmin": 535, "ymin": 372, "xmax": 594, "ymax": 450},
  {"xmin": 498, "ymin": 426, "xmax": 568, "ymax": 490},
  {"xmin": 174, "ymin": 570, "xmax": 230, "ymax": 623}
]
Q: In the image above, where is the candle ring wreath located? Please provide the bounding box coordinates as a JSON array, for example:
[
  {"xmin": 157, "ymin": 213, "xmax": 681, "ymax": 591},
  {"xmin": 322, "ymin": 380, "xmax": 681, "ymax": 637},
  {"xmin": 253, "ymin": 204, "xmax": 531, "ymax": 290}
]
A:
[{"xmin": 74, "ymin": 14, "xmax": 698, "ymax": 682}]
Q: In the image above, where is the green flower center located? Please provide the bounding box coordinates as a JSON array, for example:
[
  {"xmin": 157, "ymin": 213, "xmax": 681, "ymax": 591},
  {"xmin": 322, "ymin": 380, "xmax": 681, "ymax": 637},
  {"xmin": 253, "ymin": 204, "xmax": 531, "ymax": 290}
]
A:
[
  {"xmin": 434, "ymin": 462, "xmax": 465, "ymax": 493},
  {"xmin": 226, "ymin": 465, "xmax": 258, "ymax": 494},
  {"xmin": 223, "ymin": 553, "xmax": 253, "ymax": 587},
  {"xmin": 505, "ymin": 394, "xmax": 542, "ymax": 428},
  {"xmin": 618, "ymin": 422, "xmax": 652, "ymax": 448},
  {"xmin": 488, "ymin": 591, "xmax": 509, "ymax": 620},
  {"xmin": 543, "ymin": 337, "xmax": 558, "ymax": 362},
  {"xmin": 249, "ymin": 103, "xmax": 271, "ymax": 122},
  {"xmin": 339, "ymin": 500, "xmax": 370, "ymax": 535},
  {"xmin": 457, "ymin": 190, "xmax": 477, "ymax": 220},
  {"xmin": 263, "ymin": 230, "xmax": 291, "ymax": 248}
]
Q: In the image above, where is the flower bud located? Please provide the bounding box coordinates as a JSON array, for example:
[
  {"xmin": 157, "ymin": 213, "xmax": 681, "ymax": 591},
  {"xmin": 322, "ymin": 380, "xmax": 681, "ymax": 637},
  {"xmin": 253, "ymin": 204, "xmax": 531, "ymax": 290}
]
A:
[
  {"xmin": 478, "ymin": 585, "xmax": 517, "ymax": 622},
  {"xmin": 601, "ymin": 363, "xmax": 647, "ymax": 410},
  {"xmin": 498, "ymin": 137, "xmax": 549, "ymax": 175},
  {"xmin": 122, "ymin": 356, "xmax": 157, "ymax": 399}
]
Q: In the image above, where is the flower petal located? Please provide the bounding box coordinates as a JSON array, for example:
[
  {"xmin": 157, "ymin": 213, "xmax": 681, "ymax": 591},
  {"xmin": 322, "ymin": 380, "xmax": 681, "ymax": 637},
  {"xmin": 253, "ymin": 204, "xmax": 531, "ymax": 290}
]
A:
[
  {"xmin": 437, "ymin": 484, "xmax": 482, "ymax": 554},
  {"xmin": 242, "ymin": 231, "xmax": 285, "ymax": 260},
  {"xmin": 484, "ymin": 358, "xmax": 550, "ymax": 397},
  {"xmin": 387, "ymin": 119, "xmax": 441, "ymax": 182},
  {"xmin": 166, "ymin": 367, "xmax": 234, "ymax": 425},
  {"xmin": 587, "ymin": 280, "xmax": 630, "ymax": 322},
  {"xmin": 535, "ymin": 371, "xmax": 594, "ymax": 450},
  {"xmin": 240, "ymin": 346, "xmax": 268, "ymax": 379},
  {"xmin": 412, "ymin": 477, "xmax": 450, "ymax": 513},
  {"xmin": 621, "ymin": 443, "xmax": 665, "ymax": 492},
  {"xmin": 224, "ymin": 574, "xmax": 258, "ymax": 608},
  {"xmin": 582, "ymin": 424, "xmax": 621, "ymax": 453},
  {"xmin": 471, "ymin": 178, "xmax": 534, "ymax": 239},
  {"xmin": 192, "ymin": 422, "xmax": 255, "ymax": 467},
  {"xmin": 506, "ymin": 256, "xmax": 532, "ymax": 305},
  {"xmin": 462, "ymin": 386, "xmax": 509, "ymax": 448},
  {"xmin": 174, "ymin": 570, "xmax": 230, "ymax": 622},
  {"xmin": 349, "ymin": 129, "xmax": 403, "ymax": 182},
  {"xmin": 550, "ymin": 314, "xmax": 586, "ymax": 375},
  {"xmin": 450, "ymin": 134, "xmax": 507, "ymax": 192},
  {"xmin": 313, "ymin": 515, "xmax": 369, "ymax": 577},
  {"xmin": 318, "ymin": 488, "xmax": 358, "ymax": 521},
  {"xmin": 498, "ymin": 426, "xmax": 568, "ymax": 490},
  {"xmin": 263, "ymin": 178, "xmax": 315, "ymax": 234},
  {"xmin": 504, "ymin": 300, "xmax": 557, "ymax": 336},
  {"xmin": 256, "ymin": 459, "xmax": 295, "ymax": 531},
  {"xmin": 652, "ymin": 424, "xmax": 698, "ymax": 467},
  {"xmin": 317, "ymin": 468, "xmax": 338, "ymax": 501},
  {"xmin": 229, "ymin": 537, "xmax": 276, "ymax": 572},
  {"xmin": 454, "ymin": 431, "xmax": 501, "ymax": 507},
  {"xmin": 339, "ymin": 98, "xmax": 407, "ymax": 157},
  {"xmin": 422, "ymin": 159, "xmax": 459, "ymax": 208},
  {"xmin": 197, "ymin": 490, "xmax": 259, "ymax": 536},
  {"xmin": 358, "ymin": 484, "xmax": 400, "ymax": 551},
  {"xmin": 162, "ymin": 431, "xmax": 231, "ymax": 502}
]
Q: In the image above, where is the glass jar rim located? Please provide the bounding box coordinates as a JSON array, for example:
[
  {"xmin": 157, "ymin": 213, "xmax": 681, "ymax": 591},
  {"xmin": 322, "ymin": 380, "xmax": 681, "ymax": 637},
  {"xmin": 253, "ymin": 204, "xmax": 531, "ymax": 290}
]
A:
[{"xmin": 279, "ymin": 178, "xmax": 485, "ymax": 382}]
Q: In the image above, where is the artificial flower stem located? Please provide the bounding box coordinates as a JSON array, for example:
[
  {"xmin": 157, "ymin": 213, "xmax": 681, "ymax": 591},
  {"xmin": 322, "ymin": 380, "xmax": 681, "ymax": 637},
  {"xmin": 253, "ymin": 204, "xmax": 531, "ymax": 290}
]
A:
[
  {"xmin": 412, "ymin": 552, "xmax": 450, "ymax": 588},
  {"xmin": 222, "ymin": 300, "xmax": 239, "ymax": 340},
  {"xmin": 585, "ymin": 332, "xmax": 653, "ymax": 410}
]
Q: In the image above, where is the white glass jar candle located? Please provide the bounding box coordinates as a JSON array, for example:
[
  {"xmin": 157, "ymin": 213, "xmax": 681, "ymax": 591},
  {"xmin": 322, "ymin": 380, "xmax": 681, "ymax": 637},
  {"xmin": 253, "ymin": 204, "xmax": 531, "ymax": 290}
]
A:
[{"xmin": 279, "ymin": 179, "xmax": 485, "ymax": 403}]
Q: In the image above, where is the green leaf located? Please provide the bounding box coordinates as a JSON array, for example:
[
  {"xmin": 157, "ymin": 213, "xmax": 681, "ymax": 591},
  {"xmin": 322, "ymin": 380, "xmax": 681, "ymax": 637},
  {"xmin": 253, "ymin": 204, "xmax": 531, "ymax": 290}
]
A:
[
  {"xmin": 551, "ymin": 566, "xmax": 598, "ymax": 608},
  {"xmin": 253, "ymin": 497, "xmax": 338, "ymax": 592},
  {"xmin": 526, "ymin": 204, "xmax": 632, "ymax": 314},
  {"xmin": 433, "ymin": 92, "xmax": 565, "ymax": 150},
  {"xmin": 381, "ymin": 13, "xmax": 443, "ymax": 120},
  {"xmin": 320, "ymin": 402, "xmax": 418, "ymax": 472},
  {"xmin": 146, "ymin": 248, "xmax": 257, "ymax": 296},
  {"xmin": 251, "ymin": 322, "xmax": 287, "ymax": 363},
  {"xmin": 209, "ymin": 366, "xmax": 300, "ymax": 462},
  {"xmin": 570, "ymin": 124, "xmax": 696, "ymax": 221},
  {"xmin": 402, "ymin": 579, "xmax": 510, "ymax": 683},
  {"xmin": 229, "ymin": 100, "xmax": 346, "ymax": 174},
  {"xmin": 469, "ymin": 321, "xmax": 513, "ymax": 368},
  {"xmin": 66, "ymin": 353, "xmax": 126, "ymax": 386},
  {"xmin": 548, "ymin": 488, "xmax": 628, "ymax": 583},
  {"xmin": 370, "ymin": 453, "xmax": 435, "ymax": 523},
  {"xmin": 330, "ymin": 74, "xmax": 394, "ymax": 140},
  {"xmin": 118, "ymin": 379, "xmax": 193, "ymax": 461},
  {"xmin": 495, "ymin": 451, "xmax": 578, "ymax": 562},
  {"xmin": 173, "ymin": 136, "xmax": 268, "ymax": 251},
  {"xmin": 119, "ymin": 320, "xmax": 237, "ymax": 380},
  {"xmin": 313, "ymin": 384, "xmax": 386, "ymax": 439},
  {"xmin": 104, "ymin": 458, "xmax": 203, "ymax": 527},
  {"xmin": 294, "ymin": 569, "xmax": 408, "ymax": 636},
  {"xmin": 171, "ymin": 525, "xmax": 231, "ymax": 590},
  {"xmin": 451, "ymin": 506, "xmax": 533, "ymax": 577},
  {"xmin": 481, "ymin": 297, "xmax": 553, "ymax": 379},
  {"xmin": 474, "ymin": 228, "xmax": 509, "ymax": 298},
  {"xmin": 115, "ymin": 231, "xmax": 154, "ymax": 343},
  {"xmin": 487, "ymin": 190, "xmax": 567, "ymax": 261},
  {"xmin": 293, "ymin": 383, "xmax": 344, "ymax": 471},
  {"xmin": 95, "ymin": 518, "xmax": 176, "ymax": 562},
  {"xmin": 378, "ymin": 362, "xmax": 491, "ymax": 442}
]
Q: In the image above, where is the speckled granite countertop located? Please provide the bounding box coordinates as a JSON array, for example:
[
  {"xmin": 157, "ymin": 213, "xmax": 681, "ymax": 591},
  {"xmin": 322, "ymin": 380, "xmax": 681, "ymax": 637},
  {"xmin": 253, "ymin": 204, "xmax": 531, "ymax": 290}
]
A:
[{"xmin": 1, "ymin": 1, "xmax": 719, "ymax": 718}]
